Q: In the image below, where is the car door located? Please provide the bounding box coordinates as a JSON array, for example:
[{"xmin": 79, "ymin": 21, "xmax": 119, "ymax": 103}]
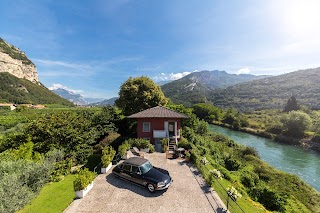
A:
[
  {"xmin": 130, "ymin": 166, "xmax": 145, "ymax": 185},
  {"xmin": 120, "ymin": 164, "xmax": 132, "ymax": 180}
]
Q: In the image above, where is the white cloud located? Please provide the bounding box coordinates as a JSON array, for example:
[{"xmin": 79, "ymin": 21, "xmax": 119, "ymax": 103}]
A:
[
  {"xmin": 48, "ymin": 83, "xmax": 83, "ymax": 94},
  {"xmin": 153, "ymin": 70, "xmax": 199, "ymax": 82},
  {"xmin": 236, "ymin": 67, "xmax": 251, "ymax": 75}
]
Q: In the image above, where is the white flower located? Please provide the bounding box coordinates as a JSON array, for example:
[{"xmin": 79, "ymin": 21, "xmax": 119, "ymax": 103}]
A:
[
  {"xmin": 210, "ymin": 169, "xmax": 223, "ymax": 179},
  {"xmin": 200, "ymin": 156, "xmax": 209, "ymax": 165}
]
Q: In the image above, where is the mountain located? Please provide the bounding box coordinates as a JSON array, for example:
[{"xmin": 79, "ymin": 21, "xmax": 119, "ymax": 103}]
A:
[
  {"xmin": 0, "ymin": 38, "xmax": 38, "ymax": 82},
  {"xmin": 84, "ymin": 97, "xmax": 104, "ymax": 104},
  {"xmin": 89, "ymin": 97, "xmax": 118, "ymax": 106},
  {"xmin": 0, "ymin": 72, "xmax": 73, "ymax": 106},
  {"xmin": 207, "ymin": 67, "xmax": 320, "ymax": 111},
  {"xmin": 51, "ymin": 88, "xmax": 88, "ymax": 105},
  {"xmin": 161, "ymin": 70, "xmax": 268, "ymax": 106},
  {"xmin": 0, "ymin": 38, "xmax": 72, "ymax": 106}
]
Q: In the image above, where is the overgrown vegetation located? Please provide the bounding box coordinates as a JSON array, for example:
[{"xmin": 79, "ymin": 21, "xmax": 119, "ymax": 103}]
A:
[{"xmin": 182, "ymin": 124, "xmax": 320, "ymax": 212}]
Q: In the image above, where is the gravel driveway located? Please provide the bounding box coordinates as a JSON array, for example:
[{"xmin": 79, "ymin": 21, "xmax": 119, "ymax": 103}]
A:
[{"xmin": 64, "ymin": 152, "xmax": 227, "ymax": 213}]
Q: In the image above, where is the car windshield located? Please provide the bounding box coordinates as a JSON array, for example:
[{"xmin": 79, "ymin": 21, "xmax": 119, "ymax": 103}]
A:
[{"xmin": 139, "ymin": 161, "xmax": 153, "ymax": 174}]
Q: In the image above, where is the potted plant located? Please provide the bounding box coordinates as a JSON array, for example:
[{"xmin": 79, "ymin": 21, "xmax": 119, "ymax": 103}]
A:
[
  {"xmin": 73, "ymin": 168, "xmax": 96, "ymax": 198},
  {"xmin": 101, "ymin": 146, "xmax": 116, "ymax": 174},
  {"xmin": 139, "ymin": 139, "xmax": 150, "ymax": 152},
  {"xmin": 118, "ymin": 142, "xmax": 130, "ymax": 159}
]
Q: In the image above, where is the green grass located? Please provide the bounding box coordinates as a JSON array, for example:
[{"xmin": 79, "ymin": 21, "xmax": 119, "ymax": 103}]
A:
[{"xmin": 19, "ymin": 175, "xmax": 76, "ymax": 213}]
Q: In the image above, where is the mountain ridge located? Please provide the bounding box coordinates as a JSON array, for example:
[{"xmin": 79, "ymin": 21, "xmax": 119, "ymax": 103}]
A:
[
  {"xmin": 207, "ymin": 67, "xmax": 320, "ymax": 111},
  {"xmin": 161, "ymin": 70, "xmax": 268, "ymax": 106}
]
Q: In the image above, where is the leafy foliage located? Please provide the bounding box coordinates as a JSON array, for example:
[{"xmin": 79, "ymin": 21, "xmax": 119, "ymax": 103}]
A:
[
  {"xmin": 101, "ymin": 146, "xmax": 115, "ymax": 167},
  {"xmin": 116, "ymin": 76, "xmax": 168, "ymax": 115},
  {"xmin": 281, "ymin": 111, "xmax": 312, "ymax": 137},
  {"xmin": 73, "ymin": 168, "xmax": 96, "ymax": 191}
]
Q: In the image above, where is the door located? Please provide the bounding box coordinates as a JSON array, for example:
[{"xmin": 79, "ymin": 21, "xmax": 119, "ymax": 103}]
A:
[
  {"xmin": 155, "ymin": 138, "xmax": 162, "ymax": 152},
  {"xmin": 168, "ymin": 122, "xmax": 175, "ymax": 137}
]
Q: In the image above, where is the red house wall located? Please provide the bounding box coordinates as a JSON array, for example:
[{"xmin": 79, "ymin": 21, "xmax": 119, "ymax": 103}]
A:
[{"xmin": 136, "ymin": 118, "xmax": 182, "ymax": 144}]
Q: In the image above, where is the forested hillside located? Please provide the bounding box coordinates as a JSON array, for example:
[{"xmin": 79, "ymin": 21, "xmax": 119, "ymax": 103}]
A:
[
  {"xmin": 207, "ymin": 68, "xmax": 320, "ymax": 111},
  {"xmin": 0, "ymin": 73, "xmax": 73, "ymax": 106},
  {"xmin": 162, "ymin": 70, "xmax": 268, "ymax": 106}
]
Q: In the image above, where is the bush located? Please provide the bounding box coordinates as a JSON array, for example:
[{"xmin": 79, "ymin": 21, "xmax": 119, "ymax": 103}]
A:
[
  {"xmin": 178, "ymin": 137, "xmax": 192, "ymax": 150},
  {"xmin": 241, "ymin": 171, "xmax": 259, "ymax": 187},
  {"xmin": 118, "ymin": 142, "xmax": 130, "ymax": 156},
  {"xmin": 126, "ymin": 138, "xmax": 149, "ymax": 149},
  {"xmin": 73, "ymin": 168, "xmax": 96, "ymax": 191},
  {"xmin": 249, "ymin": 186, "xmax": 287, "ymax": 212},
  {"xmin": 148, "ymin": 144, "xmax": 155, "ymax": 153},
  {"xmin": 161, "ymin": 138, "xmax": 168, "ymax": 152},
  {"xmin": 241, "ymin": 146, "xmax": 258, "ymax": 157},
  {"xmin": 101, "ymin": 146, "xmax": 116, "ymax": 167},
  {"xmin": 225, "ymin": 157, "xmax": 241, "ymax": 171}
]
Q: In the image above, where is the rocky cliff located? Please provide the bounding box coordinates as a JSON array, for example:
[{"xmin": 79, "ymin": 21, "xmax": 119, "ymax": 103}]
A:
[{"xmin": 0, "ymin": 38, "xmax": 38, "ymax": 83}]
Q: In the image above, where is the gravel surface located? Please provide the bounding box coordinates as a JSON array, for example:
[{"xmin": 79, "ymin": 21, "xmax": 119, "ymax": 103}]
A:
[{"xmin": 64, "ymin": 152, "xmax": 227, "ymax": 213}]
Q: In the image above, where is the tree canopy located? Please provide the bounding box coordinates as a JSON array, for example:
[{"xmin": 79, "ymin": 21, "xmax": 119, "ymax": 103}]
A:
[
  {"xmin": 283, "ymin": 95, "xmax": 300, "ymax": 112},
  {"xmin": 281, "ymin": 110, "xmax": 312, "ymax": 137},
  {"xmin": 116, "ymin": 76, "xmax": 168, "ymax": 116}
]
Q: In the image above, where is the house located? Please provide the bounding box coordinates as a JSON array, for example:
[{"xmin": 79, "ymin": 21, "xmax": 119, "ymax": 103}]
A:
[{"xmin": 127, "ymin": 106, "xmax": 188, "ymax": 152}]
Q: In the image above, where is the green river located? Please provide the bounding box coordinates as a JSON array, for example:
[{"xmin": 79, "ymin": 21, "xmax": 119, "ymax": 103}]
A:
[{"xmin": 210, "ymin": 125, "xmax": 320, "ymax": 192}]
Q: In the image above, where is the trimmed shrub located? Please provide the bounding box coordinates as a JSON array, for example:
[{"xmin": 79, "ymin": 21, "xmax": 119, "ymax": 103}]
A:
[
  {"xmin": 101, "ymin": 146, "xmax": 116, "ymax": 167},
  {"xmin": 118, "ymin": 142, "xmax": 130, "ymax": 156},
  {"xmin": 148, "ymin": 144, "xmax": 155, "ymax": 153},
  {"xmin": 73, "ymin": 168, "xmax": 96, "ymax": 191},
  {"xmin": 161, "ymin": 138, "xmax": 168, "ymax": 152}
]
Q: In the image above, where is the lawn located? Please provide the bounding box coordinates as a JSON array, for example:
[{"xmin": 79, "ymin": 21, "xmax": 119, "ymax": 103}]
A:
[{"xmin": 19, "ymin": 175, "xmax": 76, "ymax": 213}]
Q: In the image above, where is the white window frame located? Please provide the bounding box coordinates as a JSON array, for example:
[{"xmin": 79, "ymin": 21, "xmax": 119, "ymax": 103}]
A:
[{"xmin": 142, "ymin": 122, "xmax": 150, "ymax": 132}]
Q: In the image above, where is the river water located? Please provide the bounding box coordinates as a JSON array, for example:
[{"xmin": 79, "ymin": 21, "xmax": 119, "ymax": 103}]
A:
[{"xmin": 210, "ymin": 125, "xmax": 320, "ymax": 192}]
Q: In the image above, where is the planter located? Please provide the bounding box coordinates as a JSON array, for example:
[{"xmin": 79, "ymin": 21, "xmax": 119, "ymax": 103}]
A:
[
  {"xmin": 140, "ymin": 148, "xmax": 150, "ymax": 153},
  {"xmin": 75, "ymin": 182, "xmax": 93, "ymax": 199},
  {"xmin": 101, "ymin": 162, "xmax": 112, "ymax": 174}
]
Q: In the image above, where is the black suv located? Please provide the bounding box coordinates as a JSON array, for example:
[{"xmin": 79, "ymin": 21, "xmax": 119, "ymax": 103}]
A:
[{"xmin": 112, "ymin": 157, "xmax": 172, "ymax": 192}]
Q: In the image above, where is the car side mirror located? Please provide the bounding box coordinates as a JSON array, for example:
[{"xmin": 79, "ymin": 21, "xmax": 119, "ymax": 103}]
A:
[{"xmin": 137, "ymin": 171, "xmax": 141, "ymax": 175}]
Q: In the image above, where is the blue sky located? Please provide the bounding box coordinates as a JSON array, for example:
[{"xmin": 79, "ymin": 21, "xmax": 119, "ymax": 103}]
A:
[{"xmin": 1, "ymin": 0, "xmax": 320, "ymax": 99}]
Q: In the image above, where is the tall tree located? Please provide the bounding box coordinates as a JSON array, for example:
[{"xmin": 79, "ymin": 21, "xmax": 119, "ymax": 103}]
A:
[
  {"xmin": 283, "ymin": 95, "xmax": 300, "ymax": 112},
  {"xmin": 116, "ymin": 76, "xmax": 168, "ymax": 116}
]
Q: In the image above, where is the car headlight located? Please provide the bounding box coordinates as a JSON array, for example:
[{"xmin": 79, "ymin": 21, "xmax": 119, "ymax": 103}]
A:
[{"xmin": 157, "ymin": 182, "xmax": 166, "ymax": 188}]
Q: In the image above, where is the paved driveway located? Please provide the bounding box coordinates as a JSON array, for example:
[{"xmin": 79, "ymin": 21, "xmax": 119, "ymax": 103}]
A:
[{"xmin": 64, "ymin": 153, "xmax": 226, "ymax": 213}]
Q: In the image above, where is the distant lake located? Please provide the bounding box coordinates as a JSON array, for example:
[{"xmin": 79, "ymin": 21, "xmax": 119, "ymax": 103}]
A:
[{"xmin": 210, "ymin": 125, "xmax": 320, "ymax": 192}]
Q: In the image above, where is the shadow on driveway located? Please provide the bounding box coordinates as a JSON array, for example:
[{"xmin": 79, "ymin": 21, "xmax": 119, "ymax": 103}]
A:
[{"xmin": 105, "ymin": 173, "xmax": 167, "ymax": 198}]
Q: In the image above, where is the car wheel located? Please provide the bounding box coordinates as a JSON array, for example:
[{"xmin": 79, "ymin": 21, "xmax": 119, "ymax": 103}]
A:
[{"xmin": 147, "ymin": 183, "xmax": 155, "ymax": 192}]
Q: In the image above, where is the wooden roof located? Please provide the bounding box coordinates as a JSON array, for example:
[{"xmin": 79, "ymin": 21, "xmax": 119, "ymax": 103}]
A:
[{"xmin": 127, "ymin": 106, "xmax": 188, "ymax": 118}]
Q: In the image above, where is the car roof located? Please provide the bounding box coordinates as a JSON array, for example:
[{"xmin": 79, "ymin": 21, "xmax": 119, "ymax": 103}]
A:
[{"xmin": 123, "ymin": 157, "xmax": 149, "ymax": 166}]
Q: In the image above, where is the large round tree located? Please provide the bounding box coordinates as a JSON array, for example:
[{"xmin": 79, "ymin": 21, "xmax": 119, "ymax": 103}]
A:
[{"xmin": 116, "ymin": 76, "xmax": 168, "ymax": 116}]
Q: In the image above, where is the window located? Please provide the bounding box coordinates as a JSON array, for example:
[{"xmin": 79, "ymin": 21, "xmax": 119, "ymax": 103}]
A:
[
  {"xmin": 123, "ymin": 164, "xmax": 131, "ymax": 172},
  {"xmin": 143, "ymin": 122, "xmax": 150, "ymax": 132},
  {"xmin": 131, "ymin": 166, "xmax": 139, "ymax": 174}
]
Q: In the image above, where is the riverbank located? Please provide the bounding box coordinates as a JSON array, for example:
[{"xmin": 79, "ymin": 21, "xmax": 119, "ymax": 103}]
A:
[
  {"xmin": 209, "ymin": 124, "xmax": 320, "ymax": 192},
  {"xmin": 212, "ymin": 121, "xmax": 320, "ymax": 153}
]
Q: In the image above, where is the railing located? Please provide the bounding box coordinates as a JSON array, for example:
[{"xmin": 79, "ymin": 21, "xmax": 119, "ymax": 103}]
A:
[
  {"xmin": 195, "ymin": 159, "xmax": 246, "ymax": 213},
  {"xmin": 153, "ymin": 130, "xmax": 167, "ymax": 138}
]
